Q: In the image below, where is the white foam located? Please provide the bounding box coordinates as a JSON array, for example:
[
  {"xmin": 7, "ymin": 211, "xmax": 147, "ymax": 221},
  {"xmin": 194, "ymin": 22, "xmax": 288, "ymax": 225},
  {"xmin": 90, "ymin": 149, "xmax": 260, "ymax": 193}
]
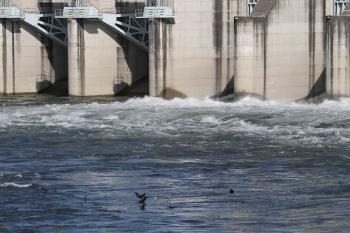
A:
[
  {"xmin": 201, "ymin": 116, "xmax": 222, "ymax": 124},
  {"xmin": 1, "ymin": 96, "xmax": 350, "ymax": 145},
  {"xmin": 0, "ymin": 182, "xmax": 32, "ymax": 188},
  {"xmin": 14, "ymin": 173, "xmax": 23, "ymax": 178}
]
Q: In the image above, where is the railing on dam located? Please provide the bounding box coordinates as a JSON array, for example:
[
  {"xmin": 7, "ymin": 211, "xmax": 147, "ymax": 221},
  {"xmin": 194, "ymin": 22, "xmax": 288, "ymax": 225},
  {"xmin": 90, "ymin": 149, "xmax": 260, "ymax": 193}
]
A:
[
  {"xmin": 247, "ymin": 0, "xmax": 259, "ymax": 16},
  {"xmin": 0, "ymin": 0, "xmax": 20, "ymax": 8},
  {"xmin": 0, "ymin": 0, "xmax": 67, "ymax": 46},
  {"xmin": 55, "ymin": 6, "xmax": 99, "ymax": 18},
  {"xmin": 145, "ymin": 0, "xmax": 174, "ymax": 8},
  {"xmin": 0, "ymin": 0, "xmax": 173, "ymax": 49},
  {"xmin": 62, "ymin": 0, "xmax": 99, "ymax": 8},
  {"xmin": 0, "ymin": 0, "xmax": 21, "ymax": 18},
  {"xmin": 334, "ymin": 0, "xmax": 349, "ymax": 15},
  {"xmin": 0, "ymin": 6, "xmax": 21, "ymax": 18},
  {"xmin": 55, "ymin": 0, "xmax": 100, "ymax": 18},
  {"xmin": 136, "ymin": 0, "xmax": 174, "ymax": 19}
]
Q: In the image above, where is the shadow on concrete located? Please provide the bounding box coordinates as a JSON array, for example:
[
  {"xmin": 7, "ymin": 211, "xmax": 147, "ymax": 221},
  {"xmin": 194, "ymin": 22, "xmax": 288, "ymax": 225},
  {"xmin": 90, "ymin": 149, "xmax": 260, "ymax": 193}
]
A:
[
  {"xmin": 115, "ymin": 1, "xmax": 145, "ymax": 11},
  {"xmin": 38, "ymin": 78, "xmax": 68, "ymax": 96},
  {"xmin": 218, "ymin": 75, "xmax": 235, "ymax": 97},
  {"xmin": 116, "ymin": 76, "xmax": 149, "ymax": 97},
  {"xmin": 38, "ymin": 2, "xmax": 68, "ymax": 96},
  {"xmin": 305, "ymin": 69, "xmax": 326, "ymax": 99},
  {"xmin": 98, "ymin": 21, "xmax": 149, "ymax": 96},
  {"xmin": 36, "ymin": 79, "xmax": 51, "ymax": 92},
  {"xmin": 80, "ymin": 19, "xmax": 99, "ymax": 34}
]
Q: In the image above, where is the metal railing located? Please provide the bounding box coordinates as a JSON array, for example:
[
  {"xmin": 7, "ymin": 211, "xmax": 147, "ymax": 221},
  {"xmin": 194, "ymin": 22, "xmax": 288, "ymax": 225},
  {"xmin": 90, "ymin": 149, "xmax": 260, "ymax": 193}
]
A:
[
  {"xmin": 247, "ymin": 0, "xmax": 259, "ymax": 16},
  {"xmin": 0, "ymin": 7, "xmax": 21, "ymax": 18},
  {"xmin": 0, "ymin": 0, "xmax": 22, "ymax": 18},
  {"xmin": 0, "ymin": 0, "xmax": 21, "ymax": 8},
  {"xmin": 136, "ymin": 0, "xmax": 175, "ymax": 19},
  {"xmin": 334, "ymin": 0, "xmax": 349, "ymax": 15},
  {"xmin": 145, "ymin": 0, "xmax": 174, "ymax": 8},
  {"xmin": 135, "ymin": 9, "xmax": 144, "ymax": 18},
  {"xmin": 61, "ymin": 0, "xmax": 99, "ymax": 8},
  {"xmin": 136, "ymin": 7, "xmax": 174, "ymax": 19},
  {"xmin": 55, "ymin": 6, "xmax": 99, "ymax": 18}
]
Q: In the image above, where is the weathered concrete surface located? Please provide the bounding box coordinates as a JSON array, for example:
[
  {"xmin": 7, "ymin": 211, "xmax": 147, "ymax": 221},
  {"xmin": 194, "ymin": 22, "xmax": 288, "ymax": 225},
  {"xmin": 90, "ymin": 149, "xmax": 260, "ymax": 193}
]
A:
[
  {"xmin": 326, "ymin": 16, "xmax": 350, "ymax": 96},
  {"xmin": 1, "ymin": 0, "xmax": 349, "ymax": 100},
  {"xmin": 234, "ymin": 17, "xmax": 267, "ymax": 98},
  {"xmin": 149, "ymin": 0, "xmax": 248, "ymax": 98},
  {"xmin": 0, "ymin": 1, "xmax": 67, "ymax": 95},
  {"xmin": 234, "ymin": 0, "xmax": 326, "ymax": 101},
  {"xmin": 68, "ymin": 0, "xmax": 148, "ymax": 96},
  {"xmin": 326, "ymin": 0, "xmax": 334, "ymax": 16}
]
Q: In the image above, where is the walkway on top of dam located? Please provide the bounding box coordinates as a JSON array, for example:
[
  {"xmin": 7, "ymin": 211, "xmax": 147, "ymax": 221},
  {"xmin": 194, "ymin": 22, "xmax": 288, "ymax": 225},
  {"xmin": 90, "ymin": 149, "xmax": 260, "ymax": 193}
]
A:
[{"xmin": 0, "ymin": 0, "xmax": 175, "ymax": 50}]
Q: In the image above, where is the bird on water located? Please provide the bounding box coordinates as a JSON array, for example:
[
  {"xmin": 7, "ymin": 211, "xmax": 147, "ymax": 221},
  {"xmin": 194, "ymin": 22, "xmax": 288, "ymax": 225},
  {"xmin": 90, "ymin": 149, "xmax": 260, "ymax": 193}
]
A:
[{"xmin": 135, "ymin": 192, "xmax": 147, "ymax": 204}]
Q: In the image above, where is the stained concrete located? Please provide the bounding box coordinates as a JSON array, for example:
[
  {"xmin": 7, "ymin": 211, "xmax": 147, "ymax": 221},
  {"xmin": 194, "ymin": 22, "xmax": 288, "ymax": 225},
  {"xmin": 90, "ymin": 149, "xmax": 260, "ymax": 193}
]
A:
[
  {"xmin": 234, "ymin": 0, "xmax": 326, "ymax": 101},
  {"xmin": 326, "ymin": 16, "xmax": 350, "ymax": 96},
  {"xmin": 0, "ymin": 1, "xmax": 67, "ymax": 95},
  {"xmin": 1, "ymin": 0, "xmax": 350, "ymax": 100},
  {"xmin": 68, "ymin": 0, "xmax": 149, "ymax": 96},
  {"xmin": 149, "ymin": 0, "xmax": 248, "ymax": 98}
]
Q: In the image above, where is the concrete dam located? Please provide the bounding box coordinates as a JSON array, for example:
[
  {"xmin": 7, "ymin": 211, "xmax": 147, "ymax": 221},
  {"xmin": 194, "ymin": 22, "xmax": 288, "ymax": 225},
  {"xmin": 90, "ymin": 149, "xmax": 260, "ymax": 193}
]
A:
[{"xmin": 0, "ymin": 0, "xmax": 349, "ymax": 101}]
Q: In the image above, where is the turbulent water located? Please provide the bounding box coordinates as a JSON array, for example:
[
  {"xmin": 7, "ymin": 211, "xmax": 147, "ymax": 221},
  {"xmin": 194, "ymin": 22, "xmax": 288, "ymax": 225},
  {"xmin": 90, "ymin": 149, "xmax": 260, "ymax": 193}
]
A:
[{"xmin": 1, "ymin": 96, "xmax": 350, "ymax": 233}]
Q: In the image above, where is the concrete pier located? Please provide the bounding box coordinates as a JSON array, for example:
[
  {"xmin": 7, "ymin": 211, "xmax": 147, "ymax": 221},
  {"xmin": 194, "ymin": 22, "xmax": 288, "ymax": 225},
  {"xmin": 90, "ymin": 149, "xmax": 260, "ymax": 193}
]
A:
[
  {"xmin": 326, "ymin": 3, "xmax": 350, "ymax": 97},
  {"xmin": 67, "ymin": 0, "xmax": 148, "ymax": 96},
  {"xmin": 149, "ymin": 0, "xmax": 247, "ymax": 98},
  {"xmin": 234, "ymin": 0, "xmax": 326, "ymax": 101},
  {"xmin": 0, "ymin": 1, "xmax": 67, "ymax": 95}
]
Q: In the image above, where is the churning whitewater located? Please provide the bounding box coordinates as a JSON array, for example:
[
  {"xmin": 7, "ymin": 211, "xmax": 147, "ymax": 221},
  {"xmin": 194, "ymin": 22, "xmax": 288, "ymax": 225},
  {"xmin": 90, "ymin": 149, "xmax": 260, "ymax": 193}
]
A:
[
  {"xmin": 1, "ymin": 96, "xmax": 350, "ymax": 232},
  {"xmin": 1, "ymin": 96, "xmax": 350, "ymax": 145}
]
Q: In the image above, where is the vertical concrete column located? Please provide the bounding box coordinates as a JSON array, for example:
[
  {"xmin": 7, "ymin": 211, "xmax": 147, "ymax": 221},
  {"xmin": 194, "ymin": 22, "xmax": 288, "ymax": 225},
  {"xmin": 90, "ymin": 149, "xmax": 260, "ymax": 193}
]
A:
[
  {"xmin": 326, "ymin": 17, "xmax": 350, "ymax": 97},
  {"xmin": 234, "ymin": 18, "xmax": 267, "ymax": 99},
  {"xmin": 148, "ymin": 0, "xmax": 244, "ymax": 98},
  {"xmin": 67, "ymin": 18, "xmax": 149, "ymax": 96},
  {"xmin": 68, "ymin": 19, "xmax": 85, "ymax": 96},
  {"xmin": 0, "ymin": 0, "xmax": 65, "ymax": 96},
  {"xmin": 149, "ymin": 20, "xmax": 174, "ymax": 97},
  {"xmin": 64, "ymin": 0, "xmax": 148, "ymax": 97},
  {"xmin": 0, "ymin": 20, "xmax": 16, "ymax": 95},
  {"xmin": 215, "ymin": 0, "xmax": 240, "ymax": 96},
  {"xmin": 234, "ymin": 0, "xmax": 326, "ymax": 101},
  {"xmin": 0, "ymin": 20, "xmax": 5, "ymax": 94},
  {"xmin": 0, "ymin": 19, "xmax": 55, "ymax": 95}
]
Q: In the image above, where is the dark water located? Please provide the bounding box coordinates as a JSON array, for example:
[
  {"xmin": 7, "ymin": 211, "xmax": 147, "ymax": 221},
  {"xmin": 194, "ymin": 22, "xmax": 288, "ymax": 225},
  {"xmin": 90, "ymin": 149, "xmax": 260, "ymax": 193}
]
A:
[{"xmin": 1, "ymin": 96, "xmax": 350, "ymax": 233}]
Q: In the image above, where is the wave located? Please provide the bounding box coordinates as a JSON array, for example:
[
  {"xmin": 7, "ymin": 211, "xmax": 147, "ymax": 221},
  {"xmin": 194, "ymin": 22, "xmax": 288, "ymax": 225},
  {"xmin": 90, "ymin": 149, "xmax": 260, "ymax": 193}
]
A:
[
  {"xmin": 14, "ymin": 173, "xmax": 23, "ymax": 178},
  {"xmin": 1, "ymin": 96, "xmax": 350, "ymax": 145},
  {"xmin": 0, "ymin": 182, "xmax": 33, "ymax": 188}
]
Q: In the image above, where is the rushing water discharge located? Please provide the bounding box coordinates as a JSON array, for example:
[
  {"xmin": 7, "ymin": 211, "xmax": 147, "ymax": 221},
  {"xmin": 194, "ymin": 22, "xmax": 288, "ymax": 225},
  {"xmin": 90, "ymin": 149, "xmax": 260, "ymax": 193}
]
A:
[{"xmin": 0, "ymin": 96, "xmax": 350, "ymax": 232}]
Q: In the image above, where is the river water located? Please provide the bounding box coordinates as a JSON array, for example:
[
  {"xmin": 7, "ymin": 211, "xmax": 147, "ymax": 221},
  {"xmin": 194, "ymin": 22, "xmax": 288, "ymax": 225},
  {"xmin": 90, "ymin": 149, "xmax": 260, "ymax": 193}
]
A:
[{"xmin": 0, "ymin": 96, "xmax": 350, "ymax": 233}]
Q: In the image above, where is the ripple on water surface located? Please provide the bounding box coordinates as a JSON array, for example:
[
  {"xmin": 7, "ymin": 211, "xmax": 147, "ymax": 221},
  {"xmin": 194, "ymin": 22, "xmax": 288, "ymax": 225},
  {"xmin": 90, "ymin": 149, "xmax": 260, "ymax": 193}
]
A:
[{"xmin": 0, "ymin": 96, "xmax": 350, "ymax": 232}]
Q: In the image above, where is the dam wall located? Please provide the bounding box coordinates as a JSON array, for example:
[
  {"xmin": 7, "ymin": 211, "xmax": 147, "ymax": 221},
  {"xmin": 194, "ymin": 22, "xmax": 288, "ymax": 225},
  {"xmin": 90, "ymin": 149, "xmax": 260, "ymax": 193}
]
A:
[
  {"xmin": 149, "ymin": 0, "xmax": 248, "ymax": 98},
  {"xmin": 0, "ymin": 1, "xmax": 67, "ymax": 95},
  {"xmin": 68, "ymin": 0, "xmax": 148, "ymax": 96},
  {"xmin": 326, "ymin": 6, "xmax": 350, "ymax": 97},
  {"xmin": 2, "ymin": 0, "xmax": 350, "ymax": 100},
  {"xmin": 234, "ymin": 0, "xmax": 326, "ymax": 101}
]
